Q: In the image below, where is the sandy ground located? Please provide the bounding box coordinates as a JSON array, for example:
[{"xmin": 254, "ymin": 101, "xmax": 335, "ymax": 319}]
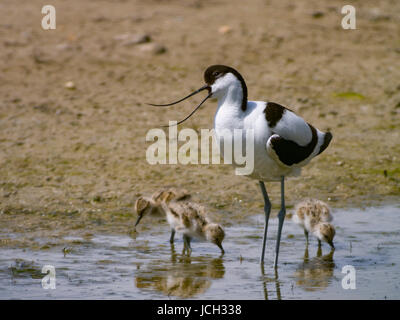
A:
[{"xmin": 0, "ymin": 0, "xmax": 399, "ymax": 241}]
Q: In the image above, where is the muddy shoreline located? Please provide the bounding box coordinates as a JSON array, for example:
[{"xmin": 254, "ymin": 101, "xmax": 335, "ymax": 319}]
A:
[{"xmin": 1, "ymin": 0, "xmax": 400, "ymax": 244}]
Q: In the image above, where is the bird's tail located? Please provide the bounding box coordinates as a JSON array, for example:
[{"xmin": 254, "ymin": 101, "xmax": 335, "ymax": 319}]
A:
[{"xmin": 317, "ymin": 132, "xmax": 332, "ymax": 155}]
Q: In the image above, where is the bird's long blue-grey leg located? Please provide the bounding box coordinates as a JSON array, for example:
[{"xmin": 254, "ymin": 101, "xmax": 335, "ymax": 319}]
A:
[
  {"xmin": 259, "ymin": 181, "xmax": 271, "ymax": 264},
  {"xmin": 274, "ymin": 176, "xmax": 286, "ymax": 268},
  {"xmin": 169, "ymin": 229, "xmax": 175, "ymax": 244}
]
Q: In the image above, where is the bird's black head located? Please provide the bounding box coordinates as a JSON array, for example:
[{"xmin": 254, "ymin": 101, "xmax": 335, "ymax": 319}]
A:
[
  {"xmin": 147, "ymin": 65, "xmax": 248, "ymax": 126},
  {"xmin": 204, "ymin": 65, "xmax": 237, "ymax": 85},
  {"xmin": 204, "ymin": 65, "xmax": 247, "ymax": 110}
]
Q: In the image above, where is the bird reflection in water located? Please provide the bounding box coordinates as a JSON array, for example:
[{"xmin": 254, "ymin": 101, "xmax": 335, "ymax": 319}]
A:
[
  {"xmin": 294, "ymin": 245, "xmax": 335, "ymax": 292},
  {"xmin": 135, "ymin": 244, "xmax": 225, "ymax": 298},
  {"xmin": 260, "ymin": 264, "xmax": 282, "ymax": 300}
]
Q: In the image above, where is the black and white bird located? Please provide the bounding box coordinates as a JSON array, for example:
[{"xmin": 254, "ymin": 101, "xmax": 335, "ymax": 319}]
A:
[{"xmin": 149, "ymin": 65, "xmax": 332, "ymax": 268}]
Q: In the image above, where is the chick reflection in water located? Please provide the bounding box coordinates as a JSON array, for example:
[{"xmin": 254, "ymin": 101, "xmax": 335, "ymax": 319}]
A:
[
  {"xmin": 294, "ymin": 246, "xmax": 335, "ymax": 291},
  {"xmin": 291, "ymin": 199, "xmax": 336, "ymax": 291},
  {"xmin": 135, "ymin": 250, "xmax": 225, "ymax": 298}
]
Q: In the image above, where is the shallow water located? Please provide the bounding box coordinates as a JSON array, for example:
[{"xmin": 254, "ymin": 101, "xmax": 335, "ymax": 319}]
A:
[{"xmin": 1, "ymin": 205, "xmax": 399, "ymax": 299}]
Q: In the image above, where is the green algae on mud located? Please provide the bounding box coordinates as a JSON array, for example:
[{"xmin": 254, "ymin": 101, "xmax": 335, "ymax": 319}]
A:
[{"xmin": 333, "ymin": 92, "xmax": 366, "ymax": 100}]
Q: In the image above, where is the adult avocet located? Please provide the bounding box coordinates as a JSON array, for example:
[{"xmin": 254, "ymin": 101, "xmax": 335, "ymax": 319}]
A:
[{"xmin": 149, "ymin": 65, "xmax": 332, "ymax": 267}]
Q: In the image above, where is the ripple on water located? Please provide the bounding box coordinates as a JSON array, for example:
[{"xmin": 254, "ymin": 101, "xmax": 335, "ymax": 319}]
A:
[{"xmin": 0, "ymin": 205, "xmax": 399, "ymax": 299}]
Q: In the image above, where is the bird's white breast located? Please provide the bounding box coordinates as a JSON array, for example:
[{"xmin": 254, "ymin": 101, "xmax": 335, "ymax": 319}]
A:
[{"xmin": 213, "ymin": 100, "xmax": 298, "ymax": 181}]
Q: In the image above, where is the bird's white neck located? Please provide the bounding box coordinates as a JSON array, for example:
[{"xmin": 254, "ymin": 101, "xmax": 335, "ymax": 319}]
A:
[
  {"xmin": 216, "ymin": 82, "xmax": 243, "ymax": 109},
  {"xmin": 214, "ymin": 84, "xmax": 246, "ymax": 128}
]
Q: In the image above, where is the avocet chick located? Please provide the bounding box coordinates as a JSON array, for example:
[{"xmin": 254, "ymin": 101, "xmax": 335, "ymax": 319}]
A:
[
  {"xmin": 151, "ymin": 188, "xmax": 191, "ymax": 204},
  {"xmin": 293, "ymin": 199, "xmax": 335, "ymax": 249},
  {"xmin": 160, "ymin": 201, "xmax": 225, "ymax": 255},
  {"xmin": 134, "ymin": 188, "xmax": 190, "ymax": 227}
]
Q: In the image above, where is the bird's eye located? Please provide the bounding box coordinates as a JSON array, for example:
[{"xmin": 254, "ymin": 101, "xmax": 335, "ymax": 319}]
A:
[{"xmin": 213, "ymin": 71, "xmax": 220, "ymax": 77}]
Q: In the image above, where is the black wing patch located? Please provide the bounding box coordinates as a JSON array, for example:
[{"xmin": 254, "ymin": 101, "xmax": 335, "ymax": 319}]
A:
[
  {"xmin": 264, "ymin": 102, "xmax": 285, "ymax": 128},
  {"xmin": 264, "ymin": 102, "xmax": 295, "ymax": 128},
  {"xmin": 270, "ymin": 124, "xmax": 318, "ymax": 166}
]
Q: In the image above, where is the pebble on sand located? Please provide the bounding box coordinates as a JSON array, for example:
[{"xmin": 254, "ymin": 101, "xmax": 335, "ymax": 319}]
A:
[
  {"xmin": 138, "ymin": 43, "xmax": 167, "ymax": 55},
  {"xmin": 114, "ymin": 33, "xmax": 151, "ymax": 46},
  {"xmin": 64, "ymin": 81, "xmax": 76, "ymax": 90},
  {"xmin": 218, "ymin": 25, "xmax": 232, "ymax": 34},
  {"xmin": 311, "ymin": 11, "xmax": 325, "ymax": 18}
]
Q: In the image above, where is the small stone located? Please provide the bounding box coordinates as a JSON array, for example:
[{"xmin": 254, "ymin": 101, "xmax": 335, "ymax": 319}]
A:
[
  {"xmin": 383, "ymin": 170, "xmax": 388, "ymax": 177},
  {"xmin": 369, "ymin": 8, "xmax": 391, "ymax": 21},
  {"xmin": 312, "ymin": 11, "xmax": 325, "ymax": 18},
  {"xmin": 92, "ymin": 195, "xmax": 104, "ymax": 203},
  {"xmin": 65, "ymin": 81, "xmax": 75, "ymax": 90},
  {"xmin": 32, "ymin": 49, "xmax": 53, "ymax": 64},
  {"xmin": 55, "ymin": 43, "xmax": 75, "ymax": 51},
  {"xmin": 4, "ymin": 39, "xmax": 27, "ymax": 47},
  {"xmin": 297, "ymin": 97, "xmax": 308, "ymax": 103},
  {"xmin": 218, "ymin": 25, "xmax": 232, "ymax": 34},
  {"xmin": 138, "ymin": 43, "xmax": 166, "ymax": 55},
  {"xmin": 114, "ymin": 33, "xmax": 151, "ymax": 46},
  {"xmin": 93, "ymin": 16, "xmax": 108, "ymax": 23}
]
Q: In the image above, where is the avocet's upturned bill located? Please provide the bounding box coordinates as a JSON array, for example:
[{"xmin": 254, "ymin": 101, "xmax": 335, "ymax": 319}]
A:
[{"xmin": 148, "ymin": 65, "xmax": 332, "ymax": 268}]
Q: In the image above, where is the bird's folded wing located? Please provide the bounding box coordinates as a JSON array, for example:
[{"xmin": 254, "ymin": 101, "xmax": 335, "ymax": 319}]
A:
[{"xmin": 264, "ymin": 102, "xmax": 318, "ymax": 167}]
